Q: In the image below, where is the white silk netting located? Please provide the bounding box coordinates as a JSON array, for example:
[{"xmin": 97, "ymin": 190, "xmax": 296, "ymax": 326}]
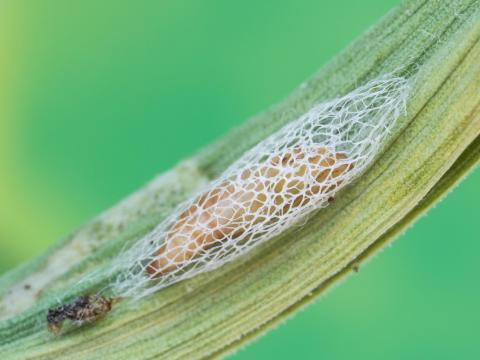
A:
[{"xmin": 110, "ymin": 75, "xmax": 409, "ymax": 299}]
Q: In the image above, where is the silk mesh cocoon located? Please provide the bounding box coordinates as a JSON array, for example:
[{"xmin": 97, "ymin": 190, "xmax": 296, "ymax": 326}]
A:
[{"xmin": 110, "ymin": 75, "xmax": 409, "ymax": 299}]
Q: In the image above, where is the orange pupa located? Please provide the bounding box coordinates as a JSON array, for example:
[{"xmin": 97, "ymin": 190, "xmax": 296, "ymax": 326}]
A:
[{"xmin": 146, "ymin": 146, "xmax": 353, "ymax": 276}]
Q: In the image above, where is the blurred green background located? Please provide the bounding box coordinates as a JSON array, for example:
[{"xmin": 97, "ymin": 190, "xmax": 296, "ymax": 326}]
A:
[{"xmin": 0, "ymin": 0, "xmax": 479, "ymax": 359}]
